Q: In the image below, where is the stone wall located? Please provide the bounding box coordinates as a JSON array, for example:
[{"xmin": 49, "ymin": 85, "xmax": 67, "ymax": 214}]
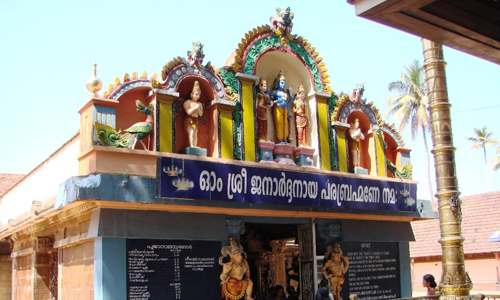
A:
[
  {"xmin": 14, "ymin": 254, "xmax": 33, "ymax": 299},
  {"xmin": 59, "ymin": 241, "xmax": 94, "ymax": 299},
  {"xmin": 0, "ymin": 255, "xmax": 12, "ymax": 300}
]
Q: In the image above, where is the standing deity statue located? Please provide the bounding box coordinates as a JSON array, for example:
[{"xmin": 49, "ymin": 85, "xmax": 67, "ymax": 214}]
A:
[
  {"xmin": 256, "ymin": 78, "xmax": 273, "ymax": 141},
  {"xmin": 219, "ymin": 238, "xmax": 254, "ymax": 300},
  {"xmin": 322, "ymin": 242, "xmax": 349, "ymax": 300},
  {"xmin": 270, "ymin": 70, "xmax": 292, "ymax": 144},
  {"xmin": 183, "ymin": 81, "xmax": 204, "ymax": 147},
  {"xmin": 349, "ymin": 117, "xmax": 365, "ymax": 168},
  {"xmin": 292, "ymin": 84, "xmax": 309, "ymax": 147}
]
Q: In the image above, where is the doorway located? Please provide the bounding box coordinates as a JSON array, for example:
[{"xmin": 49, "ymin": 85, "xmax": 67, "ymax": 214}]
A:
[{"xmin": 241, "ymin": 222, "xmax": 313, "ymax": 300}]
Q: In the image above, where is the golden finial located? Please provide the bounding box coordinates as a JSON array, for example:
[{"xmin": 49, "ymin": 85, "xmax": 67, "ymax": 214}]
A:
[{"xmin": 86, "ymin": 62, "xmax": 102, "ymax": 99}]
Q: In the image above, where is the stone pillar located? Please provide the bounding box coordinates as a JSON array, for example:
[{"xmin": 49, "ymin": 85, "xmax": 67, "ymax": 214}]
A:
[
  {"xmin": 34, "ymin": 237, "xmax": 53, "ymax": 300},
  {"xmin": 422, "ymin": 38, "xmax": 472, "ymax": 298},
  {"xmin": 155, "ymin": 89, "xmax": 180, "ymax": 153},
  {"xmin": 236, "ymin": 73, "xmax": 259, "ymax": 162},
  {"xmin": 0, "ymin": 255, "xmax": 11, "ymax": 300},
  {"xmin": 316, "ymin": 92, "xmax": 332, "ymax": 171}
]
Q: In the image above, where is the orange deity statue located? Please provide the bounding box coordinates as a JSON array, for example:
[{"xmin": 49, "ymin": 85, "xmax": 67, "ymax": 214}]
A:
[
  {"xmin": 322, "ymin": 242, "xmax": 349, "ymax": 300},
  {"xmin": 219, "ymin": 238, "xmax": 254, "ymax": 300}
]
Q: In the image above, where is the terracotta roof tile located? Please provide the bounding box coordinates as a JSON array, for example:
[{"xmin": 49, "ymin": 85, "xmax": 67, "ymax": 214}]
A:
[
  {"xmin": 410, "ymin": 191, "xmax": 500, "ymax": 258},
  {"xmin": 0, "ymin": 173, "xmax": 25, "ymax": 196}
]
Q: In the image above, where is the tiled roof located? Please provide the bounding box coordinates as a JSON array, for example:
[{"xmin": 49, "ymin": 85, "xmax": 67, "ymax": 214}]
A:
[
  {"xmin": 0, "ymin": 173, "xmax": 25, "ymax": 196},
  {"xmin": 410, "ymin": 191, "xmax": 500, "ymax": 258}
]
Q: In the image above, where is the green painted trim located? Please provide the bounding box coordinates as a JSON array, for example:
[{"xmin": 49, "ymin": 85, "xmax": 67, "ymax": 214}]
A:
[{"xmin": 242, "ymin": 35, "xmax": 323, "ymax": 92}]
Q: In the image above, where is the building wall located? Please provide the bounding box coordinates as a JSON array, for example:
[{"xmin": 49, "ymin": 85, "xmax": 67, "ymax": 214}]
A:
[
  {"xmin": 412, "ymin": 258, "xmax": 500, "ymax": 296},
  {"xmin": 0, "ymin": 255, "xmax": 12, "ymax": 300},
  {"xmin": 60, "ymin": 242, "xmax": 94, "ymax": 299},
  {"xmin": 1, "ymin": 137, "xmax": 79, "ymax": 225}
]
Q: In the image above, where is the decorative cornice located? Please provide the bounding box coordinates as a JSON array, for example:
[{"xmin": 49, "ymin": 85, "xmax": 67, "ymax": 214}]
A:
[
  {"xmin": 102, "ymin": 71, "xmax": 151, "ymax": 99},
  {"xmin": 230, "ymin": 25, "xmax": 331, "ymax": 94}
]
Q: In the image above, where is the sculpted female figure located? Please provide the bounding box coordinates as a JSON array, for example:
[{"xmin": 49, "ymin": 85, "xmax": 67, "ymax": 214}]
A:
[
  {"xmin": 349, "ymin": 117, "xmax": 365, "ymax": 168},
  {"xmin": 270, "ymin": 70, "xmax": 292, "ymax": 144},
  {"xmin": 256, "ymin": 78, "xmax": 273, "ymax": 141},
  {"xmin": 219, "ymin": 238, "xmax": 254, "ymax": 300},
  {"xmin": 292, "ymin": 84, "xmax": 309, "ymax": 147},
  {"xmin": 183, "ymin": 81, "xmax": 204, "ymax": 147}
]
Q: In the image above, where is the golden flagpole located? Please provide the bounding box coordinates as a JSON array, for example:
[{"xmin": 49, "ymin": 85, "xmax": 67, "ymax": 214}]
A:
[{"xmin": 421, "ymin": 39, "xmax": 473, "ymax": 299}]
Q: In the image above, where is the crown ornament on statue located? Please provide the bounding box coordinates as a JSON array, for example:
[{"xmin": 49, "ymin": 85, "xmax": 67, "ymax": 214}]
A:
[
  {"xmin": 229, "ymin": 237, "xmax": 243, "ymax": 254},
  {"xmin": 192, "ymin": 80, "xmax": 201, "ymax": 93},
  {"xmin": 297, "ymin": 84, "xmax": 305, "ymax": 93},
  {"xmin": 278, "ymin": 70, "xmax": 286, "ymax": 81}
]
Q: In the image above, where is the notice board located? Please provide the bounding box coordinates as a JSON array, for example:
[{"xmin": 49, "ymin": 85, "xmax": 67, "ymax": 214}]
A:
[
  {"xmin": 341, "ymin": 242, "xmax": 400, "ymax": 300},
  {"xmin": 127, "ymin": 239, "xmax": 221, "ymax": 300}
]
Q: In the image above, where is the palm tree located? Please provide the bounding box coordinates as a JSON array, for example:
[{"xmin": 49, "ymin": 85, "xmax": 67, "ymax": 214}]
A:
[
  {"xmin": 491, "ymin": 146, "xmax": 500, "ymax": 172},
  {"xmin": 491, "ymin": 147, "xmax": 500, "ymax": 172},
  {"xmin": 466, "ymin": 126, "xmax": 498, "ymax": 191},
  {"xmin": 385, "ymin": 60, "xmax": 434, "ymax": 200}
]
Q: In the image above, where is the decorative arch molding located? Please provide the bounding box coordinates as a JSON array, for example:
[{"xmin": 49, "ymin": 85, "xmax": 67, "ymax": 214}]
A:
[
  {"xmin": 229, "ymin": 26, "xmax": 331, "ymax": 94},
  {"xmin": 339, "ymin": 102, "xmax": 380, "ymax": 126},
  {"xmin": 381, "ymin": 124, "xmax": 405, "ymax": 147},
  {"xmin": 164, "ymin": 64, "xmax": 225, "ymax": 100},
  {"xmin": 151, "ymin": 56, "xmax": 227, "ymax": 102},
  {"xmin": 102, "ymin": 71, "xmax": 152, "ymax": 100},
  {"xmin": 110, "ymin": 80, "xmax": 150, "ymax": 100},
  {"xmin": 332, "ymin": 94, "xmax": 404, "ymax": 147}
]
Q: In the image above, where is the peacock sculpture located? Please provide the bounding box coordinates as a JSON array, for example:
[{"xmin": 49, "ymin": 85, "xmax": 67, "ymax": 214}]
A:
[{"xmin": 94, "ymin": 100, "xmax": 153, "ymax": 150}]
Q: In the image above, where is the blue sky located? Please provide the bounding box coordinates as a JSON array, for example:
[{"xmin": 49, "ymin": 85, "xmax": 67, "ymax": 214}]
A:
[{"xmin": 0, "ymin": 0, "xmax": 498, "ymax": 200}]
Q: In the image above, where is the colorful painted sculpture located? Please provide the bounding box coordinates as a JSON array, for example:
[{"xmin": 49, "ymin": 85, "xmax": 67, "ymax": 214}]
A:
[
  {"xmin": 322, "ymin": 242, "xmax": 349, "ymax": 300},
  {"xmin": 293, "ymin": 84, "xmax": 309, "ymax": 147},
  {"xmin": 349, "ymin": 84, "xmax": 366, "ymax": 105},
  {"xmin": 94, "ymin": 100, "xmax": 153, "ymax": 149},
  {"xmin": 256, "ymin": 78, "xmax": 273, "ymax": 141},
  {"xmin": 187, "ymin": 41, "xmax": 205, "ymax": 69},
  {"xmin": 183, "ymin": 81, "xmax": 204, "ymax": 148},
  {"xmin": 349, "ymin": 117, "xmax": 365, "ymax": 168},
  {"xmin": 270, "ymin": 70, "xmax": 292, "ymax": 144},
  {"xmin": 219, "ymin": 238, "xmax": 254, "ymax": 300},
  {"xmin": 270, "ymin": 6, "xmax": 295, "ymax": 45}
]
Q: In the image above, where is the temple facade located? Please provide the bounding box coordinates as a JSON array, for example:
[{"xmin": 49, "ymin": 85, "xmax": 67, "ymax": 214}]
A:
[{"xmin": 0, "ymin": 7, "xmax": 434, "ymax": 300}]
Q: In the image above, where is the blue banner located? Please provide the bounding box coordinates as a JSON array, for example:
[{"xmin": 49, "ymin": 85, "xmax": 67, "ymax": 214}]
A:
[{"xmin": 157, "ymin": 157, "xmax": 417, "ymax": 212}]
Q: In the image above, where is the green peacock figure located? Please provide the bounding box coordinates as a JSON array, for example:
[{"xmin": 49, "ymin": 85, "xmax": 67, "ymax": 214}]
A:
[{"xmin": 94, "ymin": 100, "xmax": 153, "ymax": 150}]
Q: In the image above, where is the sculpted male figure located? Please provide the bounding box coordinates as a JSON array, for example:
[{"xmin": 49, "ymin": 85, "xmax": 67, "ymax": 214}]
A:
[
  {"xmin": 322, "ymin": 243, "xmax": 349, "ymax": 300},
  {"xmin": 219, "ymin": 238, "xmax": 254, "ymax": 300},
  {"xmin": 183, "ymin": 80, "xmax": 204, "ymax": 147},
  {"xmin": 349, "ymin": 117, "xmax": 365, "ymax": 168}
]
